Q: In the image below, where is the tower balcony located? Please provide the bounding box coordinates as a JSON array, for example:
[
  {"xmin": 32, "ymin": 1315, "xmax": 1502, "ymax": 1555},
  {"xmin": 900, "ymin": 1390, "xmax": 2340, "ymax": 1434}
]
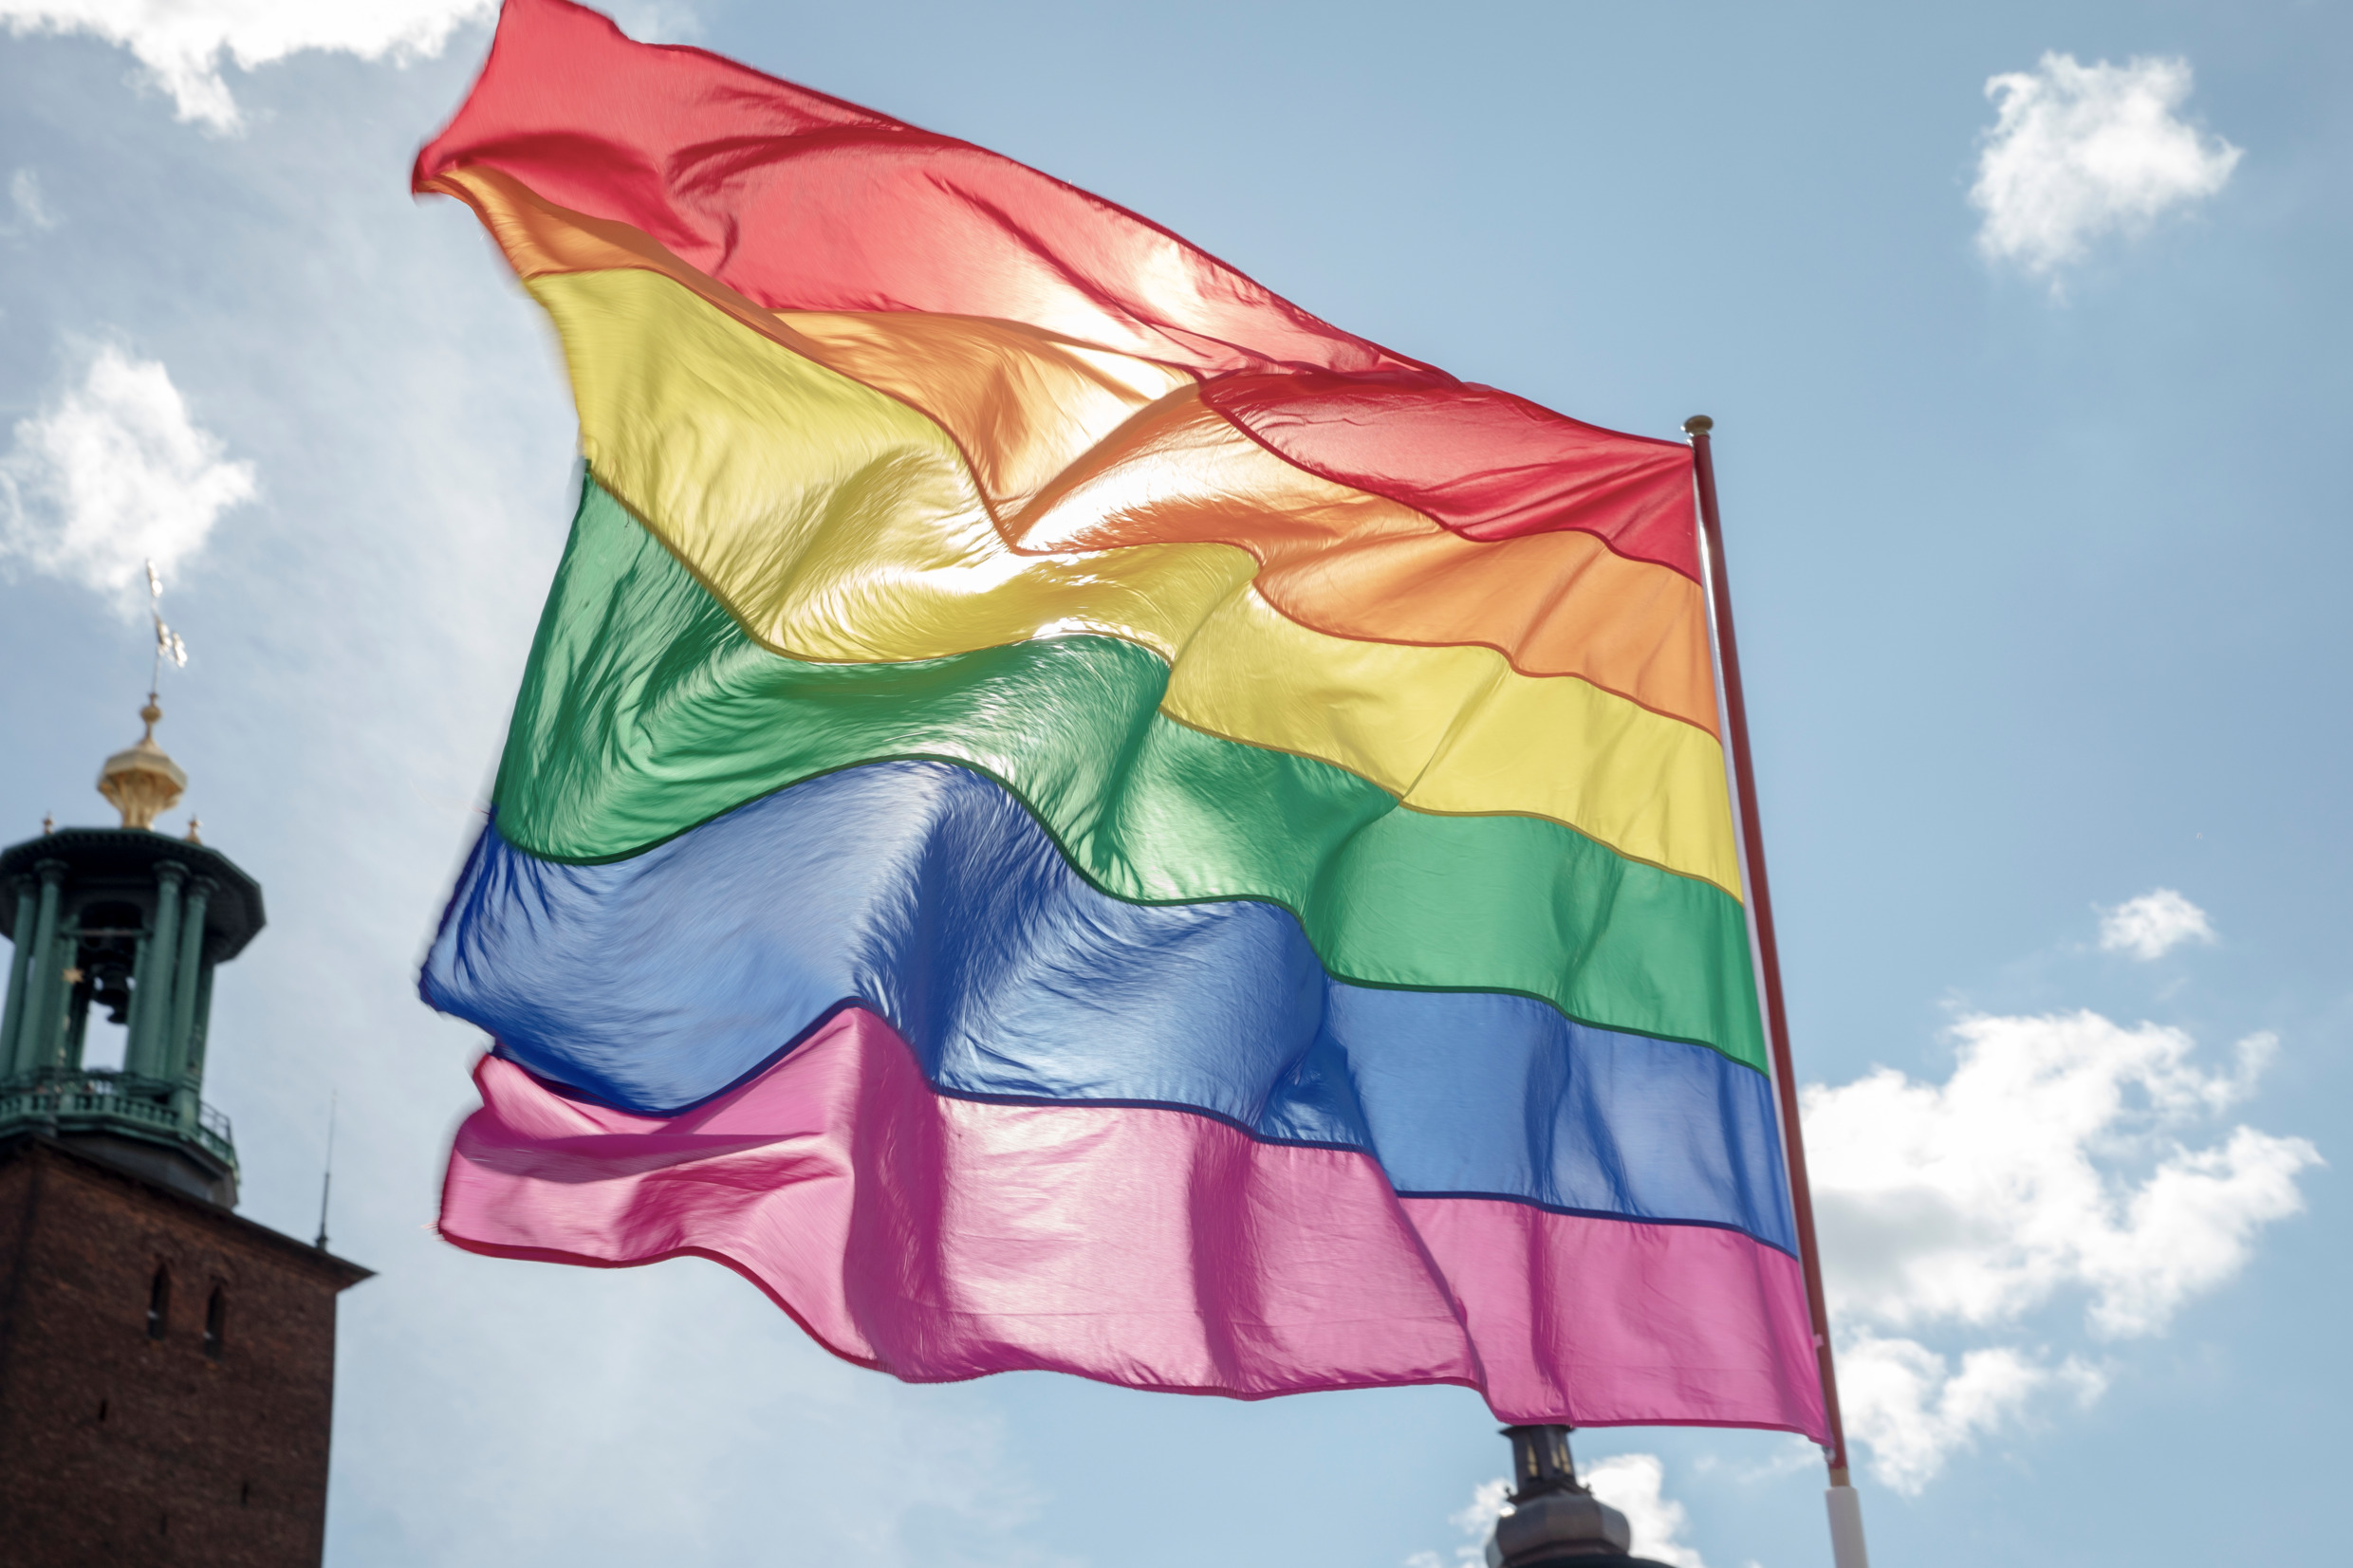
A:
[{"xmin": 0, "ymin": 1066, "xmax": 239, "ymax": 1204}]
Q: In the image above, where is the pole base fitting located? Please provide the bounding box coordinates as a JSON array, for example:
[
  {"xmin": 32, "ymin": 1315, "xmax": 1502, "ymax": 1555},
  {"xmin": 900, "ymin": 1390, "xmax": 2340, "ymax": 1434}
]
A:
[
  {"xmin": 1489, "ymin": 1489, "xmax": 1678, "ymax": 1567},
  {"xmin": 1486, "ymin": 1428, "xmax": 1678, "ymax": 1568}
]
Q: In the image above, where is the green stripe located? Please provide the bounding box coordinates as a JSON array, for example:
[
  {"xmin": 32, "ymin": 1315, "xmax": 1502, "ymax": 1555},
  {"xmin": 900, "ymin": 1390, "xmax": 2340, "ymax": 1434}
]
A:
[{"xmin": 494, "ymin": 479, "xmax": 1768, "ymax": 1073}]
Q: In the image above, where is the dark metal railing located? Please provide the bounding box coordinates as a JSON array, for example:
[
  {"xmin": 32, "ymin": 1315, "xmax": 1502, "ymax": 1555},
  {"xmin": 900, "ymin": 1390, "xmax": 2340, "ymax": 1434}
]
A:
[{"xmin": 0, "ymin": 1066, "xmax": 237, "ymax": 1172}]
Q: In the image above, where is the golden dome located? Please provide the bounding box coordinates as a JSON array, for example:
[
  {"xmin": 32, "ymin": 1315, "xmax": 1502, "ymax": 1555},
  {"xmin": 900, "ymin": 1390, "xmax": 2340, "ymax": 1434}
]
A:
[{"xmin": 98, "ymin": 701, "xmax": 188, "ymax": 831}]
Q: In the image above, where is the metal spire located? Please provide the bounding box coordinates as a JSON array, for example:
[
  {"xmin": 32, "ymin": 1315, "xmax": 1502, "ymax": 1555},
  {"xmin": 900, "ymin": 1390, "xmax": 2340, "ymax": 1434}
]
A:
[{"xmin": 315, "ymin": 1092, "xmax": 337, "ymax": 1250}]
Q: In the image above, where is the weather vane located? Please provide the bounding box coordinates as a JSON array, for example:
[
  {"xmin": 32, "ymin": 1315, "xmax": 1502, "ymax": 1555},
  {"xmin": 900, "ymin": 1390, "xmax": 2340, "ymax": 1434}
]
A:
[
  {"xmin": 146, "ymin": 558, "xmax": 188, "ymax": 698},
  {"xmin": 94, "ymin": 559, "xmax": 192, "ymax": 832}
]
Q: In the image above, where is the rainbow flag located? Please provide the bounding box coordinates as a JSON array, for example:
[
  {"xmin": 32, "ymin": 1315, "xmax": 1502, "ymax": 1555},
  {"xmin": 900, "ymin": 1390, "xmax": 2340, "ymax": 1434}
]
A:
[{"xmin": 417, "ymin": 0, "xmax": 1825, "ymax": 1438}]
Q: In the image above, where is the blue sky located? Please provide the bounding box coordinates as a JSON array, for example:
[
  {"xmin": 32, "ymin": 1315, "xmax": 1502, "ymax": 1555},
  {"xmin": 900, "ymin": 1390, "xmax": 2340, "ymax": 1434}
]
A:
[{"xmin": 1, "ymin": 2, "xmax": 2345, "ymax": 1564}]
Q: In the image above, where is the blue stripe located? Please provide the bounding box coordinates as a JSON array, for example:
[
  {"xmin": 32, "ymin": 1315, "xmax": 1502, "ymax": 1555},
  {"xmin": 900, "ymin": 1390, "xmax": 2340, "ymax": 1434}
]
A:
[{"xmin": 423, "ymin": 760, "xmax": 1796, "ymax": 1252}]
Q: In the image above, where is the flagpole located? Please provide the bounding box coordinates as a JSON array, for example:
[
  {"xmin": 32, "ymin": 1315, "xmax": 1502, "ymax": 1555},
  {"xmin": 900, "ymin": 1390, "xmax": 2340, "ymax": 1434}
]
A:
[{"xmin": 1684, "ymin": 416, "xmax": 1869, "ymax": 1568}]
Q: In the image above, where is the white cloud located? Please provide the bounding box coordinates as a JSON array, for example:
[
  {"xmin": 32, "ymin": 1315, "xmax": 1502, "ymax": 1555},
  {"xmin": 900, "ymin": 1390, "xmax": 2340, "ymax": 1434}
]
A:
[
  {"xmin": 1836, "ymin": 1333, "xmax": 2104, "ymax": 1493},
  {"xmin": 1972, "ymin": 53, "xmax": 2241, "ymax": 282},
  {"xmin": 1404, "ymin": 1477, "xmax": 1510, "ymax": 1568},
  {"xmin": 6, "ymin": 168, "xmax": 57, "ymax": 233},
  {"xmin": 1806, "ymin": 1010, "xmax": 2316, "ymax": 1488},
  {"xmin": 0, "ymin": 0, "xmax": 493, "ymax": 130},
  {"xmin": 1585, "ymin": 1454, "xmax": 1708, "ymax": 1568},
  {"xmin": 2099, "ymin": 888, "xmax": 2217, "ymax": 960},
  {"xmin": 1810, "ymin": 1012, "xmax": 2309, "ymax": 1334},
  {"xmin": 1, "ymin": 343, "xmax": 257, "ymax": 611},
  {"xmin": 1454, "ymin": 1477, "xmax": 1512, "ymax": 1540}
]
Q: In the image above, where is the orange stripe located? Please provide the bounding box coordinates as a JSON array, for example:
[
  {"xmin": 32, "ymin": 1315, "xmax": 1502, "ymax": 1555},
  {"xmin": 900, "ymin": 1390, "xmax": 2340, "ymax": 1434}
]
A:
[
  {"xmin": 993, "ymin": 389, "xmax": 1715, "ymax": 729},
  {"xmin": 430, "ymin": 165, "xmax": 1717, "ymax": 733}
]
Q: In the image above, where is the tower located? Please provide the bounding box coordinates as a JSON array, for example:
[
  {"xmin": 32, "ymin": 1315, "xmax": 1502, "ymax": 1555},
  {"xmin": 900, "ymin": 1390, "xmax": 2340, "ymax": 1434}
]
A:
[{"xmin": 0, "ymin": 700, "xmax": 371, "ymax": 1566}]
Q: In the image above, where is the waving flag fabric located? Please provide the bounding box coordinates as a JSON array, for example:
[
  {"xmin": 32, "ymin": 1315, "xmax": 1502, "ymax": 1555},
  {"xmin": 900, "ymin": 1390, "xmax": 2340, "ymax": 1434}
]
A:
[{"xmin": 417, "ymin": 0, "xmax": 1826, "ymax": 1439}]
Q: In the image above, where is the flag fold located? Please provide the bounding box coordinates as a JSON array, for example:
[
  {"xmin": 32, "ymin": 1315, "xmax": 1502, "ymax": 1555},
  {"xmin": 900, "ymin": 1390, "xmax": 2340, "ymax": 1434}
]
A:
[{"xmin": 417, "ymin": 0, "xmax": 1826, "ymax": 1440}]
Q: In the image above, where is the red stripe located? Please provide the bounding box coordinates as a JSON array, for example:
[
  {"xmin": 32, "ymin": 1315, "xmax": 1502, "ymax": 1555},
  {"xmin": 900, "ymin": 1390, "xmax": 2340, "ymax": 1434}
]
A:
[
  {"xmin": 1201, "ymin": 371, "xmax": 1698, "ymax": 566},
  {"xmin": 416, "ymin": 0, "xmax": 1700, "ymax": 579},
  {"xmin": 439, "ymin": 1007, "xmax": 1827, "ymax": 1436}
]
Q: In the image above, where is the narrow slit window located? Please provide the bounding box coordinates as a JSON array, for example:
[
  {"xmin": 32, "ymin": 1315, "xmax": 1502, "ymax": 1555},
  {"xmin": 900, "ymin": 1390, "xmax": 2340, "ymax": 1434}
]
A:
[
  {"xmin": 146, "ymin": 1266, "xmax": 171, "ymax": 1340},
  {"xmin": 202, "ymin": 1286, "xmax": 226, "ymax": 1360}
]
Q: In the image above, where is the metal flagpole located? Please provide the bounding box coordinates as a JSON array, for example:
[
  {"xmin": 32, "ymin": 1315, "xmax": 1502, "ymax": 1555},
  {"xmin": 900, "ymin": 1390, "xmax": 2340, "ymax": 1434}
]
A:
[{"xmin": 1683, "ymin": 415, "xmax": 1869, "ymax": 1568}]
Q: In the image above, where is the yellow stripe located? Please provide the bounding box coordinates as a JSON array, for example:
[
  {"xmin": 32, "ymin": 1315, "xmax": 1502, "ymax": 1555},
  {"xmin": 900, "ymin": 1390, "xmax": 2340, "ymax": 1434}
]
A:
[
  {"xmin": 440, "ymin": 162, "xmax": 1722, "ymax": 731},
  {"xmin": 1161, "ymin": 591, "xmax": 1737, "ymax": 882},
  {"xmin": 531, "ymin": 267, "xmax": 1741, "ymax": 895}
]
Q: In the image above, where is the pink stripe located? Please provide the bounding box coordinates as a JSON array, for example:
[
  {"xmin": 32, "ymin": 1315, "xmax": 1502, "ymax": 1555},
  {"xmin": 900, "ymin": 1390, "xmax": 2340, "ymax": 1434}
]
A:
[{"xmin": 440, "ymin": 1008, "xmax": 1825, "ymax": 1437}]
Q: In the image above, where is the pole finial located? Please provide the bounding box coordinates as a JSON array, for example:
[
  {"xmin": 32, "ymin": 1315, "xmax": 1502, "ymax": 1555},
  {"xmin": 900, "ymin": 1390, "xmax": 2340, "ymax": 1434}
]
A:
[
  {"xmin": 1487, "ymin": 1425, "xmax": 1673, "ymax": 1565},
  {"xmin": 1682, "ymin": 415, "xmax": 1714, "ymax": 436}
]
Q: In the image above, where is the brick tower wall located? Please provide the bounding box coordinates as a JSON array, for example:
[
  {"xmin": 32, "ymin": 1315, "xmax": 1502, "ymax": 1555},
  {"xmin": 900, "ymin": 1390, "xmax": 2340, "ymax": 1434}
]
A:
[{"xmin": 0, "ymin": 1136, "xmax": 368, "ymax": 1567}]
